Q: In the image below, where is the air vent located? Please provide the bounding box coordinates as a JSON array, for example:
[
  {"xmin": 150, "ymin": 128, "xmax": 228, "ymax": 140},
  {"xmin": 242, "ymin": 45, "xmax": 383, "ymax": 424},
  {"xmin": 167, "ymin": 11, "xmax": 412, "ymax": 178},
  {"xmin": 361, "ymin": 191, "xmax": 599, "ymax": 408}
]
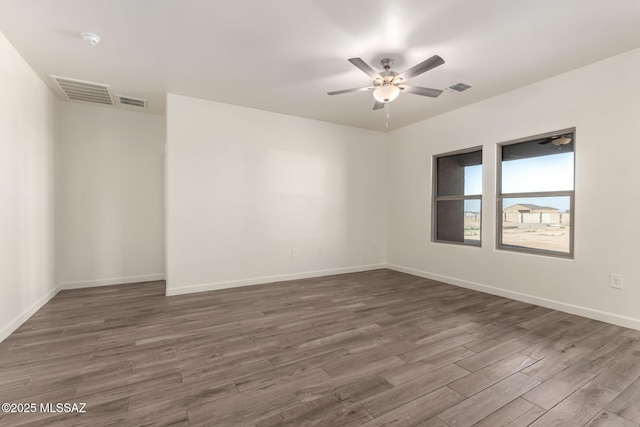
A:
[
  {"xmin": 449, "ymin": 83, "xmax": 472, "ymax": 92},
  {"xmin": 51, "ymin": 75, "xmax": 114, "ymax": 105},
  {"xmin": 117, "ymin": 95, "xmax": 147, "ymax": 108}
]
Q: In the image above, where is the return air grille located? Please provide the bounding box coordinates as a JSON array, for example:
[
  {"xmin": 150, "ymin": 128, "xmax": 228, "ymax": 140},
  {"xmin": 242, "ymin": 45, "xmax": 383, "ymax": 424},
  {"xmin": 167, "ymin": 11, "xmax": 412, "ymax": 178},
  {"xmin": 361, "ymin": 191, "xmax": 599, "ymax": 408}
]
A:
[
  {"xmin": 51, "ymin": 75, "xmax": 114, "ymax": 105},
  {"xmin": 117, "ymin": 95, "xmax": 147, "ymax": 108}
]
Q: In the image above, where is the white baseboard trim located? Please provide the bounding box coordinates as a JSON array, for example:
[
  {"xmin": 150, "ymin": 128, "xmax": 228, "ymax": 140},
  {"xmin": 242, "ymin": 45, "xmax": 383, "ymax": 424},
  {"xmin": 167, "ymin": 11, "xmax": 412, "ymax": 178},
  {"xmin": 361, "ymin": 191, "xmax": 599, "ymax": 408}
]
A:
[
  {"xmin": 165, "ymin": 264, "xmax": 387, "ymax": 296},
  {"xmin": 60, "ymin": 273, "xmax": 166, "ymax": 290},
  {"xmin": 0, "ymin": 285, "xmax": 61, "ymax": 343},
  {"xmin": 387, "ymin": 264, "xmax": 640, "ymax": 331}
]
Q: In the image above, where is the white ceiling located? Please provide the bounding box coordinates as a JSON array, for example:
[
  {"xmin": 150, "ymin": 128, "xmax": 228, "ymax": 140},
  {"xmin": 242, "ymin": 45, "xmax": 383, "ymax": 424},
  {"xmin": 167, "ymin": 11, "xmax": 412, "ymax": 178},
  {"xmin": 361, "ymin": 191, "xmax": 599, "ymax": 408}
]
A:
[{"xmin": 1, "ymin": 0, "xmax": 639, "ymax": 131}]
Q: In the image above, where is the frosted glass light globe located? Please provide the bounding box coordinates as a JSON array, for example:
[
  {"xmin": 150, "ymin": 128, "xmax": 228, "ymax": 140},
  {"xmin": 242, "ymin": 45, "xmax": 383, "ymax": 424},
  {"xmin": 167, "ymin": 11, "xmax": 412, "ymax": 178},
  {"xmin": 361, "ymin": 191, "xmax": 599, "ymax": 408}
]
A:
[{"xmin": 373, "ymin": 85, "xmax": 400, "ymax": 103}]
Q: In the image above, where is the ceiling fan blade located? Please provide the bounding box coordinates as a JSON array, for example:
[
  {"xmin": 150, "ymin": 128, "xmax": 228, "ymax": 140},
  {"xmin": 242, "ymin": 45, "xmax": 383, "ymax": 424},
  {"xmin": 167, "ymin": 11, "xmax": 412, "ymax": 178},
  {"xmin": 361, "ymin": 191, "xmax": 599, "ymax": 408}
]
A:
[
  {"xmin": 327, "ymin": 86, "xmax": 374, "ymax": 96},
  {"xmin": 396, "ymin": 55, "xmax": 445, "ymax": 81},
  {"xmin": 538, "ymin": 139, "xmax": 552, "ymax": 145},
  {"xmin": 398, "ymin": 85, "xmax": 443, "ymax": 98},
  {"xmin": 373, "ymin": 101, "xmax": 385, "ymax": 110},
  {"xmin": 348, "ymin": 58, "xmax": 381, "ymax": 80}
]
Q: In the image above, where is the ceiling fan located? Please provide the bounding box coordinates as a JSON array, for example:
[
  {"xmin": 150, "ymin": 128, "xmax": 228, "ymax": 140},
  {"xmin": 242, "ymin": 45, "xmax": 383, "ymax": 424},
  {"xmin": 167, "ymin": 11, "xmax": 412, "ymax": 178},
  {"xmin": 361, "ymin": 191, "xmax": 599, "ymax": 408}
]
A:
[
  {"xmin": 537, "ymin": 134, "xmax": 573, "ymax": 146},
  {"xmin": 327, "ymin": 55, "xmax": 445, "ymax": 110}
]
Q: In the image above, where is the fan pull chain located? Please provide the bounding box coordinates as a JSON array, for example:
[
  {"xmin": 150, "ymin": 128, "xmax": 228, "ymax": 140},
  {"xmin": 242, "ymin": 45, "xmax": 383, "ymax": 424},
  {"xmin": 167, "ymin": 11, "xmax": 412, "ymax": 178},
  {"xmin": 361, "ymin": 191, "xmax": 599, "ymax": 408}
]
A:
[{"xmin": 385, "ymin": 102, "xmax": 390, "ymax": 129}]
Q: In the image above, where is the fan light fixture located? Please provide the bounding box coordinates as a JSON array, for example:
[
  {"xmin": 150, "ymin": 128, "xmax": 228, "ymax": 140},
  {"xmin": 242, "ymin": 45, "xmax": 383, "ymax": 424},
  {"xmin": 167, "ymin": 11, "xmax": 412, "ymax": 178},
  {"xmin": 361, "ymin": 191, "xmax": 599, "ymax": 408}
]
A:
[
  {"xmin": 373, "ymin": 84, "xmax": 400, "ymax": 103},
  {"xmin": 552, "ymin": 136, "xmax": 572, "ymax": 146}
]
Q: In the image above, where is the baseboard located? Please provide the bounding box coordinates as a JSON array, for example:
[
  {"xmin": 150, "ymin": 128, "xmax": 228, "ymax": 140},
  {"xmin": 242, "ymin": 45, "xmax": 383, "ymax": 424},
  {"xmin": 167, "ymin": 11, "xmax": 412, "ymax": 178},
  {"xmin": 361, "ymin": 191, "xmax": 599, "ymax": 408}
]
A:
[
  {"xmin": 165, "ymin": 264, "xmax": 386, "ymax": 296},
  {"xmin": 0, "ymin": 284, "xmax": 61, "ymax": 343},
  {"xmin": 60, "ymin": 273, "xmax": 166, "ymax": 290},
  {"xmin": 387, "ymin": 264, "xmax": 640, "ymax": 331}
]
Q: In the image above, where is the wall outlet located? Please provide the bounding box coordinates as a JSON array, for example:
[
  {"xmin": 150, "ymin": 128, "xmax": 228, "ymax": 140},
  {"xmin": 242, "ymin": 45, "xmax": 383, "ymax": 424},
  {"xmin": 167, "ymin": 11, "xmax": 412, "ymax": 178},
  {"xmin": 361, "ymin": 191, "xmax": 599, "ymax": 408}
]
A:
[
  {"xmin": 609, "ymin": 273, "xmax": 623, "ymax": 289},
  {"xmin": 291, "ymin": 249, "xmax": 297, "ymax": 258}
]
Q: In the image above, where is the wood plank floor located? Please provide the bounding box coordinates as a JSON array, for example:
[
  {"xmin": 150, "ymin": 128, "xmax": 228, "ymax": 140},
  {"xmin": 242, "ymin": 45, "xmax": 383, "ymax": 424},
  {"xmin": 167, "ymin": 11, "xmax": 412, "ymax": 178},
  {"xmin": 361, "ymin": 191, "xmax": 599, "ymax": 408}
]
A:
[{"xmin": 1, "ymin": 269, "xmax": 640, "ymax": 426}]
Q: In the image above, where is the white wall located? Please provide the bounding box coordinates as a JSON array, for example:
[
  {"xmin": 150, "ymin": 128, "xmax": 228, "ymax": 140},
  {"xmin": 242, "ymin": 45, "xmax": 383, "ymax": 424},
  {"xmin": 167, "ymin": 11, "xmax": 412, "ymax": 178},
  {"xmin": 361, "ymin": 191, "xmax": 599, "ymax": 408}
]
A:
[
  {"xmin": 166, "ymin": 94, "xmax": 387, "ymax": 295},
  {"xmin": 56, "ymin": 102, "xmax": 165, "ymax": 288},
  {"xmin": 387, "ymin": 48, "xmax": 640, "ymax": 329},
  {"xmin": 0, "ymin": 32, "xmax": 58, "ymax": 341}
]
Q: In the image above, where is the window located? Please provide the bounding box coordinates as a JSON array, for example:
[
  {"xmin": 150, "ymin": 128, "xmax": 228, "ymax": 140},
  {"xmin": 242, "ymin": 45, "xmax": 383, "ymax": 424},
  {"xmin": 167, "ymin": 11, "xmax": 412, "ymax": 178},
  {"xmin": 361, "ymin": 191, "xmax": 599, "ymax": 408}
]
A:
[
  {"xmin": 497, "ymin": 128, "xmax": 575, "ymax": 257},
  {"xmin": 433, "ymin": 147, "xmax": 482, "ymax": 246}
]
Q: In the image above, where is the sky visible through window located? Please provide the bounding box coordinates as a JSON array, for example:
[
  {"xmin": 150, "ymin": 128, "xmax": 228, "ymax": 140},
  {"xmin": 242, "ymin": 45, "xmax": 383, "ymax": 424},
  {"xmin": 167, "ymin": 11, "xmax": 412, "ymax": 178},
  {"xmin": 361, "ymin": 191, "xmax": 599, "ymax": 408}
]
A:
[
  {"xmin": 503, "ymin": 152, "xmax": 573, "ymax": 210},
  {"xmin": 464, "ymin": 164, "xmax": 482, "ymax": 196},
  {"xmin": 464, "ymin": 165, "xmax": 482, "ymax": 213},
  {"xmin": 463, "ymin": 153, "xmax": 573, "ymax": 212}
]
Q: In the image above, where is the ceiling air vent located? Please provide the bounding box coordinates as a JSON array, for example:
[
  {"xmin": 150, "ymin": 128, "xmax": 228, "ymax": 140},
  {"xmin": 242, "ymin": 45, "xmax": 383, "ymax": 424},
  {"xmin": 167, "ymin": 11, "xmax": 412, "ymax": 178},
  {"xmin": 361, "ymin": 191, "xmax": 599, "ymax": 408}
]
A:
[
  {"xmin": 51, "ymin": 75, "xmax": 114, "ymax": 105},
  {"xmin": 448, "ymin": 83, "xmax": 472, "ymax": 92},
  {"xmin": 117, "ymin": 95, "xmax": 147, "ymax": 108}
]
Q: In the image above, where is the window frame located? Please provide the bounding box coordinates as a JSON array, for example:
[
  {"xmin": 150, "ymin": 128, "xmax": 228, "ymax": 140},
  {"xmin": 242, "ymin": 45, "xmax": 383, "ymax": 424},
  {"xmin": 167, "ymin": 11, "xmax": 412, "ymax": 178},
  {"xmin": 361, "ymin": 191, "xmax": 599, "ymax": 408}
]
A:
[
  {"xmin": 496, "ymin": 128, "xmax": 576, "ymax": 258},
  {"xmin": 431, "ymin": 146, "xmax": 483, "ymax": 247}
]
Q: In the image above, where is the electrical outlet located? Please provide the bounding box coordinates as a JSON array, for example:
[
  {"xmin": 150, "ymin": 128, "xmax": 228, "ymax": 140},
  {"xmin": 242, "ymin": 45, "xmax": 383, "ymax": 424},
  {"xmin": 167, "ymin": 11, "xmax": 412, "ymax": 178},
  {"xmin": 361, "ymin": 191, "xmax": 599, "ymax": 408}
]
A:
[
  {"xmin": 610, "ymin": 273, "xmax": 623, "ymax": 289},
  {"xmin": 291, "ymin": 249, "xmax": 297, "ymax": 258}
]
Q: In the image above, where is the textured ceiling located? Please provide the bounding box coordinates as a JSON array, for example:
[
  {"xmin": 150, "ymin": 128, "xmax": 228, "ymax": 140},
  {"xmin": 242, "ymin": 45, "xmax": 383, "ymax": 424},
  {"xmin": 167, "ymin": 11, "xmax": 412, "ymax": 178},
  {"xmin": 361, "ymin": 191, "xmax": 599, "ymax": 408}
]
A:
[{"xmin": 1, "ymin": 0, "xmax": 639, "ymax": 131}]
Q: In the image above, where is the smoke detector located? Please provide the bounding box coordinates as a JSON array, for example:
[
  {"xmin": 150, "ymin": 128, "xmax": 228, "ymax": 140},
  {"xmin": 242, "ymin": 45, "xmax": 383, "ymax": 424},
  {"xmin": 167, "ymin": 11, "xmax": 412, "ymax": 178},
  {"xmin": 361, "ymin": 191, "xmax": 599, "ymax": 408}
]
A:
[{"xmin": 81, "ymin": 32, "xmax": 100, "ymax": 46}]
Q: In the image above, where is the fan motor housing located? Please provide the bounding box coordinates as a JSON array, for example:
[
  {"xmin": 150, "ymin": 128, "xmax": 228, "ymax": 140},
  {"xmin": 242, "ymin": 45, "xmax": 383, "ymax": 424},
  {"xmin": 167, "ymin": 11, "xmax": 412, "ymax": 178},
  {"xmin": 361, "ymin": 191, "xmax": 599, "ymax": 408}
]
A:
[{"xmin": 380, "ymin": 58, "xmax": 394, "ymax": 69}]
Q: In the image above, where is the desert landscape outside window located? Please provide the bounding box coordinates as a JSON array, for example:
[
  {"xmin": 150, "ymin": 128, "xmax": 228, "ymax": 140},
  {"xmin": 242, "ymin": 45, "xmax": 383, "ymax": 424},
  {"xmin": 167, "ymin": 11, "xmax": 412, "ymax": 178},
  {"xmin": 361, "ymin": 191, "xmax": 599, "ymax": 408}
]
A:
[
  {"xmin": 497, "ymin": 128, "xmax": 575, "ymax": 257},
  {"xmin": 432, "ymin": 147, "xmax": 482, "ymax": 246}
]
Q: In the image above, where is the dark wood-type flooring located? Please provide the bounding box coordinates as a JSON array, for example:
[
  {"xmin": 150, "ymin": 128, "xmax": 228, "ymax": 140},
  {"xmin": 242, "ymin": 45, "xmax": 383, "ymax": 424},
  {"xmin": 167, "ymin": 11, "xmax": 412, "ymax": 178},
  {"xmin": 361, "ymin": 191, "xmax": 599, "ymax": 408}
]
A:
[{"xmin": 1, "ymin": 269, "xmax": 640, "ymax": 426}]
